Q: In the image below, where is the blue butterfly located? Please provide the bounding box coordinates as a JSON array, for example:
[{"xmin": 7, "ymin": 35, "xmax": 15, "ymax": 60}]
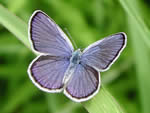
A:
[{"xmin": 28, "ymin": 10, "xmax": 127, "ymax": 102}]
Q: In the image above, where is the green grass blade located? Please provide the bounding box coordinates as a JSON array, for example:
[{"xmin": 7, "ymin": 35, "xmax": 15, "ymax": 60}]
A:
[
  {"xmin": 0, "ymin": 4, "xmax": 125, "ymax": 113},
  {"xmin": 128, "ymin": 15, "xmax": 150, "ymax": 113},
  {"xmin": 119, "ymin": 0, "xmax": 150, "ymax": 48},
  {"xmin": 82, "ymin": 87, "xmax": 124, "ymax": 113},
  {"xmin": 0, "ymin": 4, "xmax": 30, "ymax": 48},
  {"xmin": 119, "ymin": 0, "xmax": 150, "ymax": 113}
]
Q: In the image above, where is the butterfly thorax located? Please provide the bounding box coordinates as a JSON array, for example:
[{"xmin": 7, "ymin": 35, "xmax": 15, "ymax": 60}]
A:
[
  {"xmin": 70, "ymin": 49, "xmax": 81, "ymax": 65},
  {"xmin": 62, "ymin": 49, "xmax": 81, "ymax": 85}
]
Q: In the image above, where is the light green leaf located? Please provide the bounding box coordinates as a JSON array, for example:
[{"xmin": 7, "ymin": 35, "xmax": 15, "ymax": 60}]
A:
[
  {"xmin": 128, "ymin": 11, "xmax": 150, "ymax": 113},
  {"xmin": 82, "ymin": 87, "xmax": 124, "ymax": 113}
]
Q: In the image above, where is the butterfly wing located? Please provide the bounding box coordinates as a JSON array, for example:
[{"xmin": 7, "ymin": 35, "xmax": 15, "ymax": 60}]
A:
[
  {"xmin": 28, "ymin": 55, "xmax": 70, "ymax": 92},
  {"xmin": 64, "ymin": 63, "xmax": 100, "ymax": 102},
  {"xmin": 81, "ymin": 32, "xmax": 127, "ymax": 71},
  {"xmin": 29, "ymin": 10, "xmax": 74, "ymax": 57}
]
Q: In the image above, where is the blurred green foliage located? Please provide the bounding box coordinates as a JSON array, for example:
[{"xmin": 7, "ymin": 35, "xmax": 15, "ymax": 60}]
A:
[{"xmin": 0, "ymin": 0, "xmax": 150, "ymax": 113}]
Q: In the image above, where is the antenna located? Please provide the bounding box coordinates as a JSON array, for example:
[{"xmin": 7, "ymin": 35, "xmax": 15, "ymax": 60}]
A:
[
  {"xmin": 64, "ymin": 28, "xmax": 78, "ymax": 49},
  {"xmin": 80, "ymin": 47, "xmax": 85, "ymax": 51}
]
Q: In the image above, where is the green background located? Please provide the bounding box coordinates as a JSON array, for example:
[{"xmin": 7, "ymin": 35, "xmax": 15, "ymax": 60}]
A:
[{"xmin": 0, "ymin": 0, "xmax": 150, "ymax": 113}]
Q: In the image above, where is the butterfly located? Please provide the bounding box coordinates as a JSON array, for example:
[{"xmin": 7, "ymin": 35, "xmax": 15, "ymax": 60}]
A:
[{"xmin": 28, "ymin": 10, "xmax": 127, "ymax": 102}]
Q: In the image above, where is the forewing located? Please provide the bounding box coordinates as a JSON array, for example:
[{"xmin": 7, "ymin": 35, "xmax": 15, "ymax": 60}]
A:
[
  {"xmin": 29, "ymin": 10, "xmax": 74, "ymax": 57},
  {"xmin": 81, "ymin": 32, "xmax": 127, "ymax": 71},
  {"xmin": 28, "ymin": 55, "xmax": 70, "ymax": 92},
  {"xmin": 64, "ymin": 63, "xmax": 100, "ymax": 102}
]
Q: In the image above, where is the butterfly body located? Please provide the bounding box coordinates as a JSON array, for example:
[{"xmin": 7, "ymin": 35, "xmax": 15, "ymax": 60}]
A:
[
  {"xmin": 28, "ymin": 10, "xmax": 127, "ymax": 102},
  {"xmin": 63, "ymin": 49, "xmax": 81, "ymax": 84}
]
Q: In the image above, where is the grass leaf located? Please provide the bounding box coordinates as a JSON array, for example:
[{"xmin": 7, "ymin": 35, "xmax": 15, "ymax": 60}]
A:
[
  {"xmin": 119, "ymin": 0, "xmax": 150, "ymax": 113},
  {"xmin": 128, "ymin": 12, "xmax": 150, "ymax": 113},
  {"xmin": 82, "ymin": 87, "xmax": 124, "ymax": 113},
  {"xmin": 0, "ymin": 4, "xmax": 30, "ymax": 48}
]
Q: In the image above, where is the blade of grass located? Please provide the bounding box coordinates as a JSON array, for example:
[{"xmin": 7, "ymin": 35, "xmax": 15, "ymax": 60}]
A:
[
  {"xmin": 55, "ymin": 101, "xmax": 81, "ymax": 113},
  {"xmin": 128, "ymin": 16, "xmax": 150, "ymax": 113},
  {"xmin": 0, "ymin": 4, "xmax": 125, "ymax": 113},
  {"xmin": 119, "ymin": 0, "xmax": 150, "ymax": 48},
  {"xmin": 0, "ymin": 4, "xmax": 30, "ymax": 48},
  {"xmin": 119, "ymin": 1, "xmax": 150, "ymax": 113},
  {"xmin": 82, "ymin": 87, "xmax": 124, "ymax": 113}
]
